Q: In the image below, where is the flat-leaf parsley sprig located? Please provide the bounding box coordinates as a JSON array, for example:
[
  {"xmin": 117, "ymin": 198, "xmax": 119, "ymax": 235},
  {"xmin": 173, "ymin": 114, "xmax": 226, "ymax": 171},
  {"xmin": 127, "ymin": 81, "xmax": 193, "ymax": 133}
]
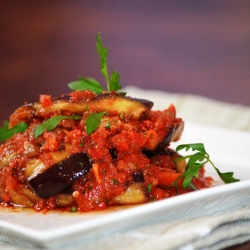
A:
[
  {"xmin": 34, "ymin": 34, "xmax": 120, "ymax": 138},
  {"xmin": 174, "ymin": 143, "xmax": 239, "ymax": 190},
  {"xmin": 86, "ymin": 112, "xmax": 106, "ymax": 135},
  {"xmin": 68, "ymin": 33, "xmax": 122, "ymax": 93},
  {"xmin": 34, "ymin": 115, "xmax": 82, "ymax": 138},
  {"xmin": 67, "ymin": 33, "xmax": 122, "ymax": 135},
  {"xmin": 0, "ymin": 121, "xmax": 28, "ymax": 142}
]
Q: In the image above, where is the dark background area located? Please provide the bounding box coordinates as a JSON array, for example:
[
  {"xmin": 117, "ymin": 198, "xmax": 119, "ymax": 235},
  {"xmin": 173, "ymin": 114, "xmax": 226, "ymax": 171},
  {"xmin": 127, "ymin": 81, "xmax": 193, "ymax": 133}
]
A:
[{"xmin": 1, "ymin": 0, "xmax": 250, "ymax": 124}]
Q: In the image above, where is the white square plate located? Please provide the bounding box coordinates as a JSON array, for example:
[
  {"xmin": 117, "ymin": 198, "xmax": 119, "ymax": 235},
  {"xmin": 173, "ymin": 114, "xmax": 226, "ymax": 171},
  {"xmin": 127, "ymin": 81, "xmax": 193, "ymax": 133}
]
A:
[{"xmin": 1, "ymin": 122, "xmax": 250, "ymax": 249}]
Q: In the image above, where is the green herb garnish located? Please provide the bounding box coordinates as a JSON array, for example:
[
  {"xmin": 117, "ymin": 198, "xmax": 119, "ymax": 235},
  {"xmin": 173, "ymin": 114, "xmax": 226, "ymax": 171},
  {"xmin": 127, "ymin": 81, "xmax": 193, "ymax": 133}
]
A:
[
  {"xmin": 70, "ymin": 206, "xmax": 77, "ymax": 212},
  {"xmin": 112, "ymin": 179, "xmax": 119, "ymax": 185},
  {"xmin": 96, "ymin": 33, "xmax": 121, "ymax": 92},
  {"xmin": 68, "ymin": 33, "xmax": 123, "ymax": 135},
  {"xmin": 86, "ymin": 112, "xmax": 106, "ymax": 135},
  {"xmin": 147, "ymin": 183, "xmax": 153, "ymax": 194},
  {"xmin": 34, "ymin": 115, "xmax": 81, "ymax": 138},
  {"xmin": 68, "ymin": 33, "xmax": 121, "ymax": 93},
  {"xmin": 0, "ymin": 121, "xmax": 28, "ymax": 142},
  {"xmin": 174, "ymin": 143, "xmax": 239, "ymax": 190},
  {"xmin": 105, "ymin": 122, "xmax": 111, "ymax": 129},
  {"xmin": 68, "ymin": 77, "xmax": 103, "ymax": 94}
]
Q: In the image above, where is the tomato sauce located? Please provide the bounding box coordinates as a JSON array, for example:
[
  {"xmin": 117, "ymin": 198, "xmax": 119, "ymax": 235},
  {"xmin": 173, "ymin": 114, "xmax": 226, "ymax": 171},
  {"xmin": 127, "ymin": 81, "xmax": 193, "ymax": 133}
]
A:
[{"xmin": 0, "ymin": 91, "xmax": 213, "ymax": 212}]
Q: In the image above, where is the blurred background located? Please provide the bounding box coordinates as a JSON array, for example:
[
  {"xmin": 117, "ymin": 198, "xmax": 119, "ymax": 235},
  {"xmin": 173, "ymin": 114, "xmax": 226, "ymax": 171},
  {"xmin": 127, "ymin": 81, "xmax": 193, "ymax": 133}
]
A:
[{"xmin": 1, "ymin": 0, "xmax": 250, "ymax": 124}]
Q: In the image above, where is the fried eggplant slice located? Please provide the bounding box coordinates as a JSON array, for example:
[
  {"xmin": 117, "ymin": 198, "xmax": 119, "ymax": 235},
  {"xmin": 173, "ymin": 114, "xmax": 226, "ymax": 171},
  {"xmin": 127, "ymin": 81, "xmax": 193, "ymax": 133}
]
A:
[
  {"xmin": 9, "ymin": 94, "xmax": 153, "ymax": 128},
  {"xmin": 29, "ymin": 152, "xmax": 92, "ymax": 199},
  {"xmin": 109, "ymin": 183, "xmax": 148, "ymax": 205}
]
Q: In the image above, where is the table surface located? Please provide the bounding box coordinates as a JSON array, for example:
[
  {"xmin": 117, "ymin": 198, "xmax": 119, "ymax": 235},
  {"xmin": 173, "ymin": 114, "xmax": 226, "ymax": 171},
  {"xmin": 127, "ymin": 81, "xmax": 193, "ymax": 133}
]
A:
[{"xmin": 0, "ymin": 1, "xmax": 250, "ymax": 249}]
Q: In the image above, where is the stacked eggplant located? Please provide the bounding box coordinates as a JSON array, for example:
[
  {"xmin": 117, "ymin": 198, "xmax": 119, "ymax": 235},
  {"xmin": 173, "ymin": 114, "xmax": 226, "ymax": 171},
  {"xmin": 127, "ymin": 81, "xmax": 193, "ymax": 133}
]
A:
[{"xmin": 0, "ymin": 93, "xmax": 184, "ymax": 209}]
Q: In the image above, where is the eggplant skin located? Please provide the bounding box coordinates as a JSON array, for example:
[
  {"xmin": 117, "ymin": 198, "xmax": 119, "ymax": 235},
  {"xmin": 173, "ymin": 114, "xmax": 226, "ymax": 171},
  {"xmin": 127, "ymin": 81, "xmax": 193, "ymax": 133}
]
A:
[
  {"xmin": 29, "ymin": 153, "xmax": 92, "ymax": 199},
  {"xmin": 142, "ymin": 120, "xmax": 184, "ymax": 155},
  {"xmin": 9, "ymin": 93, "xmax": 153, "ymax": 128},
  {"xmin": 94, "ymin": 93, "xmax": 154, "ymax": 110},
  {"xmin": 132, "ymin": 171, "xmax": 144, "ymax": 183},
  {"xmin": 155, "ymin": 121, "xmax": 184, "ymax": 150}
]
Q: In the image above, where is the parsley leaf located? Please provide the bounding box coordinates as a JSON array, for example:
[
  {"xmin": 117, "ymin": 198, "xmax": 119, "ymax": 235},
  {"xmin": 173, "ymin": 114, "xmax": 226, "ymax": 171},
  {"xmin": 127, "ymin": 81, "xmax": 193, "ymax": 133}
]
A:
[
  {"xmin": 86, "ymin": 112, "xmax": 105, "ymax": 135},
  {"xmin": 0, "ymin": 121, "xmax": 28, "ymax": 142},
  {"xmin": 176, "ymin": 143, "xmax": 206, "ymax": 154},
  {"xmin": 182, "ymin": 163, "xmax": 201, "ymax": 189},
  {"xmin": 68, "ymin": 77, "xmax": 103, "ymax": 94},
  {"xmin": 213, "ymin": 166, "xmax": 239, "ymax": 184},
  {"xmin": 70, "ymin": 206, "xmax": 77, "ymax": 212},
  {"xmin": 147, "ymin": 183, "xmax": 153, "ymax": 194},
  {"xmin": 68, "ymin": 33, "xmax": 121, "ymax": 93},
  {"xmin": 109, "ymin": 70, "xmax": 121, "ymax": 92},
  {"xmin": 96, "ymin": 33, "xmax": 121, "ymax": 92},
  {"xmin": 96, "ymin": 33, "xmax": 109, "ymax": 90},
  {"xmin": 174, "ymin": 143, "xmax": 240, "ymax": 190},
  {"xmin": 34, "ymin": 115, "xmax": 82, "ymax": 138}
]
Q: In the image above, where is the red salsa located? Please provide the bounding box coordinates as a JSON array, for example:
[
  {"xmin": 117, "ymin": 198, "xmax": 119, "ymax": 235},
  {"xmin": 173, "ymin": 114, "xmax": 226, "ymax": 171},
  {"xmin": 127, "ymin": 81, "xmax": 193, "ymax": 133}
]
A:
[{"xmin": 0, "ymin": 90, "xmax": 213, "ymax": 212}]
